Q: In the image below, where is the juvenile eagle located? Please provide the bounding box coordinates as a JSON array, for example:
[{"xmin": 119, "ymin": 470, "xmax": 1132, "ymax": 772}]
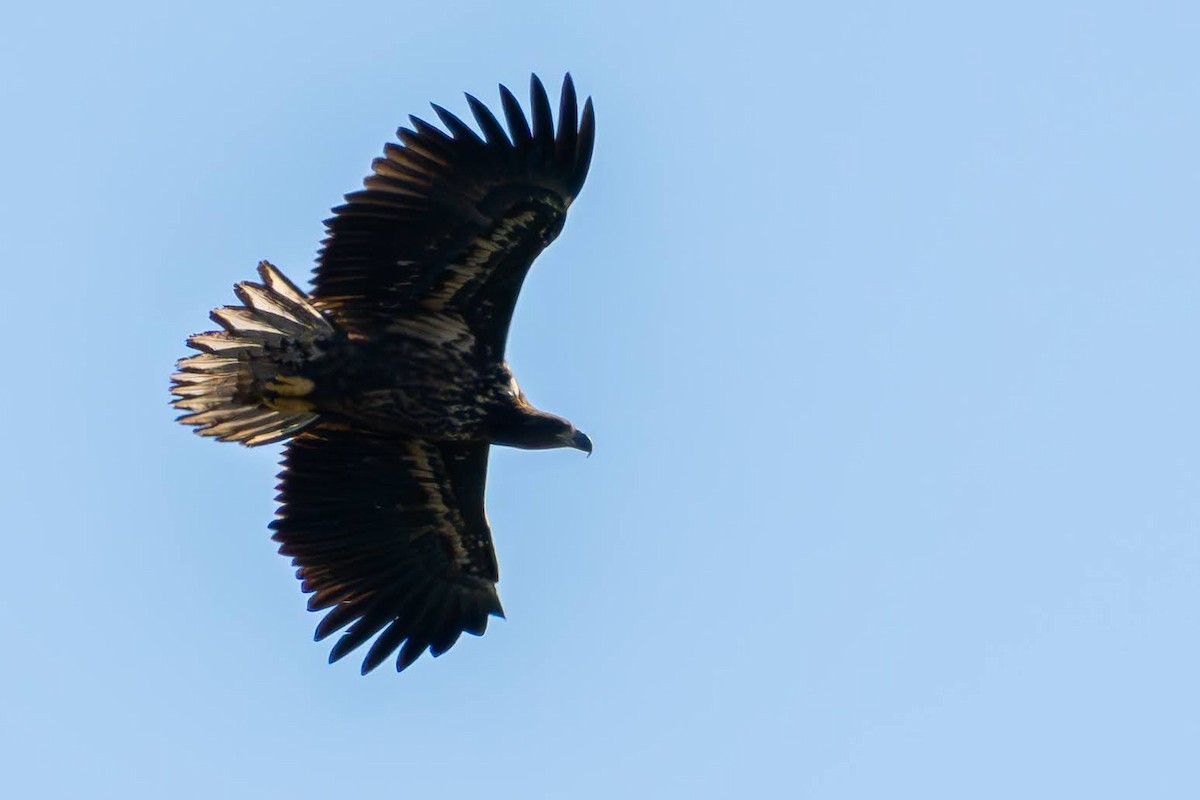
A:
[{"xmin": 170, "ymin": 75, "xmax": 595, "ymax": 674}]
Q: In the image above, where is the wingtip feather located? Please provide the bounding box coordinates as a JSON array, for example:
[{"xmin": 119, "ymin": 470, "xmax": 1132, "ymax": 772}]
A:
[
  {"xmin": 529, "ymin": 73, "xmax": 554, "ymax": 148},
  {"xmin": 465, "ymin": 92, "xmax": 510, "ymax": 146},
  {"xmin": 557, "ymin": 74, "xmax": 579, "ymax": 134},
  {"xmin": 498, "ymin": 83, "xmax": 531, "ymax": 145},
  {"xmin": 431, "ymin": 103, "xmax": 483, "ymax": 145}
]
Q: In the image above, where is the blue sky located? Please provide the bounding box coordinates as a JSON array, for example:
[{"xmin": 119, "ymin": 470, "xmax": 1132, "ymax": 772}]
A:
[{"xmin": 3, "ymin": 1, "xmax": 1198, "ymax": 797}]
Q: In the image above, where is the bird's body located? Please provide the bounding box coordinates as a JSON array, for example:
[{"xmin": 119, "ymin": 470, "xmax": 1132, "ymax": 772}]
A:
[
  {"xmin": 171, "ymin": 75, "xmax": 595, "ymax": 673},
  {"xmin": 270, "ymin": 313, "xmax": 493, "ymax": 439}
]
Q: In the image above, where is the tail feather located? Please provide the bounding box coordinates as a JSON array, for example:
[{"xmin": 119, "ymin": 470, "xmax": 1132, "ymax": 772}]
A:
[{"xmin": 171, "ymin": 261, "xmax": 334, "ymax": 447}]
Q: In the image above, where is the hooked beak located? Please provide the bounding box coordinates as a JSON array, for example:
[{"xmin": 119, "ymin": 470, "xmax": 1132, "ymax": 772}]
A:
[{"xmin": 570, "ymin": 430, "xmax": 593, "ymax": 456}]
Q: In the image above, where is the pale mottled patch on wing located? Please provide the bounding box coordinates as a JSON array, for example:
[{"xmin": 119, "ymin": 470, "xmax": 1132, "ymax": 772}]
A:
[
  {"xmin": 423, "ymin": 210, "xmax": 541, "ymax": 308},
  {"xmin": 385, "ymin": 311, "xmax": 475, "ymax": 353},
  {"xmin": 401, "ymin": 441, "xmax": 470, "ymax": 567}
]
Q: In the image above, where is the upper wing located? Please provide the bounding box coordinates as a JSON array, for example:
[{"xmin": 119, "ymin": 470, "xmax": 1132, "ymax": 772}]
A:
[
  {"xmin": 311, "ymin": 74, "xmax": 595, "ymax": 356},
  {"xmin": 270, "ymin": 424, "xmax": 503, "ymax": 674}
]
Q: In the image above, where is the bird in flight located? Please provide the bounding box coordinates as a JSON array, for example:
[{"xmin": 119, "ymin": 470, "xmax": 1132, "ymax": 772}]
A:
[{"xmin": 170, "ymin": 74, "xmax": 595, "ymax": 674}]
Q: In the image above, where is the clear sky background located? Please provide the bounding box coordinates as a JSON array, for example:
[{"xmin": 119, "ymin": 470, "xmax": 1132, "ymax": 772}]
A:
[{"xmin": 2, "ymin": 1, "xmax": 1197, "ymax": 797}]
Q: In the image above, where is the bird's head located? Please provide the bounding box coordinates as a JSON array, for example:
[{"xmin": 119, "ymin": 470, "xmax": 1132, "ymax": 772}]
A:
[{"xmin": 491, "ymin": 406, "xmax": 592, "ymax": 455}]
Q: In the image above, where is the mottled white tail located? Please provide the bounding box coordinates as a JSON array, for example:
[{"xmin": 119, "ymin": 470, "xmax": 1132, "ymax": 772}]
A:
[{"xmin": 171, "ymin": 261, "xmax": 334, "ymax": 446}]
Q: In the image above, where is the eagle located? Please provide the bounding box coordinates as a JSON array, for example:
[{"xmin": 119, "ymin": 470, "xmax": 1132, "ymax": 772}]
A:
[{"xmin": 170, "ymin": 74, "xmax": 595, "ymax": 674}]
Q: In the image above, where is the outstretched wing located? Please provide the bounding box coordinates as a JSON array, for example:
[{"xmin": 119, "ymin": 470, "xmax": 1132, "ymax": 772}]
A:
[
  {"xmin": 270, "ymin": 424, "xmax": 503, "ymax": 674},
  {"xmin": 311, "ymin": 73, "xmax": 595, "ymax": 357}
]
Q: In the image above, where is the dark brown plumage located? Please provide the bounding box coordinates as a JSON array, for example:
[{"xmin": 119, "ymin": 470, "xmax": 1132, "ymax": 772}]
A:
[{"xmin": 170, "ymin": 74, "xmax": 595, "ymax": 673}]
